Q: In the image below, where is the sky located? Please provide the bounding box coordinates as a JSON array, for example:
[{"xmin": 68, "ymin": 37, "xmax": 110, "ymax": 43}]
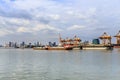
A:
[{"xmin": 0, "ymin": 0, "xmax": 120, "ymax": 44}]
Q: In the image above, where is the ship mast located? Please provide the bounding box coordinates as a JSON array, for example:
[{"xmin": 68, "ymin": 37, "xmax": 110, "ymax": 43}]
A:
[
  {"xmin": 59, "ymin": 33, "xmax": 61, "ymax": 43},
  {"xmin": 58, "ymin": 33, "xmax": 64, "ymax": 46}
]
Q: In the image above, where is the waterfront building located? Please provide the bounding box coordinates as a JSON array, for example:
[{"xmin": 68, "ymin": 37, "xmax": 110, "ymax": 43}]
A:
[
  {"xmin": 36, "ymin": 42, "xmax": 40, "ymax": 47},
  {"xmin": 48, "ymin": 42, "xmax": 56, "ymax": 47},
  {"xmin": 14, "ymin": 42, "xmax": 19, "ymax": 48},
  {"xmin": 53, "ymin": 42, "xmax": 56, "ymax": 46},
  {"xmin": 49, "ymin": 42, "xmax": 53, "ymax": 47},
  {"xmin": 9, "ymin": 42, "xmax": 12, "ymax": 47},
  {"xmin": 20, "ymin": 41, "xmax": 25, "ymax": 48},
  {"xmin": 92, "ymin": 39, "xmax": 100, "ymax": 44}
]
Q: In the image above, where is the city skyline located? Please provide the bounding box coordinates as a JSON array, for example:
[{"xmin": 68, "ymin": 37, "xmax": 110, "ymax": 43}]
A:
[{"xmin": 0, "ymin": 0, "xmax": 120, "ymax": 44}]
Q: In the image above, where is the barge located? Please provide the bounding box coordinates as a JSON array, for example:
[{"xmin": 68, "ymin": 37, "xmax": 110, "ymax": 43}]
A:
[
  {"xmin": 47, "ymin": 46, "xmax": 73, "ymax": 50},
  {"xmin": 112, "ymin": 44, "xmax": 120, "ymax": 48},
  {"xmin": 33, "ymin": 47, "xmax": 47, "ymax": 50},
  {"xmin": 33, "ymin": 45, "xmax": 73, "ymax": 50},
  {"xmin": 82, "ymin": 45, "xmax": 113, "ymax": 50}
]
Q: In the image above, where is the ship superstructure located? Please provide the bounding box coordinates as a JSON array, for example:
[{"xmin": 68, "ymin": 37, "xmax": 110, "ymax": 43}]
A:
[{"xmin": 59, "ymin": 34, "xmax": 81, "ymax": 47}]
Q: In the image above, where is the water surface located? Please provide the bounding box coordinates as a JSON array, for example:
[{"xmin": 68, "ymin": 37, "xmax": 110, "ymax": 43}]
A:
[{"xmin": 0, "ymin": 49, "xmax": 120, "ymax": 80}]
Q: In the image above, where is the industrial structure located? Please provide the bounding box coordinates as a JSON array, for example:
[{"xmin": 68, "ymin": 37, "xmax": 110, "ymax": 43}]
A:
[
  {"xmin": 59, "ymin": 34, "xmax": 81, "ymax": 47},
  {"xmin": 114, "ymin": 30, "xmax": 120, "ymax": 44},
  {"xmin": 99, "ymin": 32, "xmax": 112, "ymax": 45}
]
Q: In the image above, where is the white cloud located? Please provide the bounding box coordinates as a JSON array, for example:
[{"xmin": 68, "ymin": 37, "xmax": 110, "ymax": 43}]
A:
[
  {"xmin": 12, "ymin": 0, "xmax": 58, "ymax": 10},
  {"xmin": 0, "ymin": 29, "xmax": 14, "ymax": 36},
  {"xmin": 17, "ymin": 23, "xmax": 62, "ymax": 33},
  {"xmin": 0, "ymin": 15, "xmax": 31, "ymax": 27},
  {"xmin": 12, "ymin": 0, "xmax": 42, "ymax": 10},
  {"xmin": 67, "ymin": 25, "xmax": 86, "ymax": 31},
  {"xmin": 0, "ymin": 0, "xmax": 120, "ymax": 43},
  {"xmin": 66, "ymin": 11, "xmax": 87, "ymax": 19},
  {"xmin": 17, "ymin": 27, "xmax": 31, "ymax": 33},
  {"xmin": 87, "ymin": 8, "xmax": 96, "ymax": 16},
  {"xmin": 49, "ymin": 14, "xmax": 60, "ymax": 20},
  {"xmin": 33, "ymin": 24, "xmax": 62, "ymax": 32},
  {"xmin": 8, "ymin": 18, "xmax": 30, "ymax": 25}
]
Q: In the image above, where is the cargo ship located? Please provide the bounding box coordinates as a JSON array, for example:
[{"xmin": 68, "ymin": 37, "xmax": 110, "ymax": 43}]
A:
[
  {"xmin": 82, "ymin": 44, "xmax": 113, "ymax": 50},
  {"xmin": 72, "ymin": 32, "xmax": 113, "ymax": 50}
]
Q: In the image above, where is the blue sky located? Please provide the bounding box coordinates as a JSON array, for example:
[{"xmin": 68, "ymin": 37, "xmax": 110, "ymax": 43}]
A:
[{"xmin": 0, "ymin": 0, "xmax": 120, "ymax": 44}]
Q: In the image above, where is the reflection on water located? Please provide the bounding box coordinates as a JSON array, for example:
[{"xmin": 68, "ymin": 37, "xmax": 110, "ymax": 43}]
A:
[{"xmin": 0, "ymin": 49, "xmax": 120, "ymax": 80}]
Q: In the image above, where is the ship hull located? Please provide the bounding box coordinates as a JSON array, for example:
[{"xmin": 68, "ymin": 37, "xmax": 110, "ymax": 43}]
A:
[
  {"xmin": 33, "ymin": 47, "xmax": 47, "ymax": 50},
  {"xmin": 33, "ymin": 47, "xmax": 73, "ymax": 50},
  {"xmin": 113, "ymin": 44, "xmax": 120, "ymax": 48},
  {"xmin": 114, "ymin": 46, "xmax": 120, "ymax": 48},
  {"xmin": 83, "ymin": 47, "xmax": 107, "ymax": 50},
  {"xmin": 82, "ymin": 45, "xmax": 113, "ymax": 50},
  {"xmin": 47, "ymin": 47, "xmax": 72, "ymax": 50}
]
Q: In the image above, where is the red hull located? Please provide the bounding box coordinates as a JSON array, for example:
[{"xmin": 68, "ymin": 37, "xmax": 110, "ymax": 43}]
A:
[
  {"xmin": 47, "ymin": 47, "xmax": 73, "ymax": 50},
  {"xmin": 114, "ymin": 46, "xmax": 120, "ymax": 48}
]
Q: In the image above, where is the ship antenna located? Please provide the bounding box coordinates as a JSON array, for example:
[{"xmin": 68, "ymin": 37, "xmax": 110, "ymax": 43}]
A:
[{"xmin": 59, "ymin": 33, "xmax": 62, "ymax": 43}]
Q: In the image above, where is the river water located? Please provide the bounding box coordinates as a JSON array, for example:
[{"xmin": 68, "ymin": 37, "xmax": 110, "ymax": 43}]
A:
[{"xmin": 0, "ymin": 48, "xmax": 120, "ymax": 80}]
